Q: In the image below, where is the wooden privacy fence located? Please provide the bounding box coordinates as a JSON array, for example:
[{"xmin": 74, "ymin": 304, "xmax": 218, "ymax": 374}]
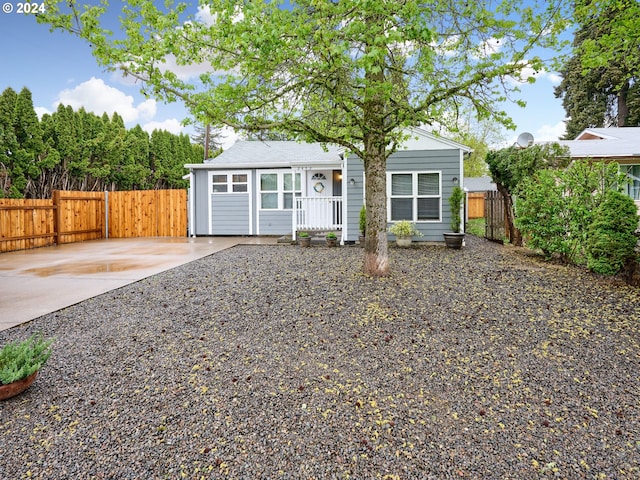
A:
[
  {"xmin": 484, "ymin": 190, "xmax": 508, "ymax": 243},
  {"xmin": 0, "ymin": 189, "xmax": 187, "ymax": 253},
  {"xmin": 467, "ymin": 192, "xmax": 485, "ymax": 219},
  {"xmin": 107, "ymin": 190, "xmax": 187, "ymax": 238}
]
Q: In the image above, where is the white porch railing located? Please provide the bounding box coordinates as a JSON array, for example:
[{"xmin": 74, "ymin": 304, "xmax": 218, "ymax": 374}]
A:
[{"xmin": 293, "ymin": 196, "xmax": 343, "ymax": 234}]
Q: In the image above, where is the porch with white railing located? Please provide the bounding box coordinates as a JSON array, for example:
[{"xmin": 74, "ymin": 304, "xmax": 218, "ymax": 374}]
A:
[{"xmin": 293, "ymin": 196, "xmax": 343, "ymax": 236}]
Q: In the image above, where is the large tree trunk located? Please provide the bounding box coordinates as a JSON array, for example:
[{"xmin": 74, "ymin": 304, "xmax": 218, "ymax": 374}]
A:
[
  {"xmin": 496, "ymin": 182, "xmax": 522, "ymax": 247},
  {"xmin": 363, "ymin": 135, "xmax": 389, "ymax": 277},
  {"xmin": 617, "ymin": 80, "xmax": 629, "ymax": 127}
]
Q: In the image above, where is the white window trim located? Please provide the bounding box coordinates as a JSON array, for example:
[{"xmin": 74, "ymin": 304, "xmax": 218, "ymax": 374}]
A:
[
  {"xmin": 387, "ymin": 171, "xmax": 442, "ymax": 223},
  {"xmin": 209, "ymin": 170, "xmax": 250, "ymax": 194},
  {"xmin": 258, "ymin": 170, "xmax": 302, "ymax": 211}
]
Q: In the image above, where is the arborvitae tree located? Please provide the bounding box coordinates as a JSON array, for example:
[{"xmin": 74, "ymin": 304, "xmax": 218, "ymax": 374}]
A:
[
  {"xmin": 0, "ymin": 88, "xmax": 19, "ymax": 197},
  {"xmin": 120, "ymin": 125, "xmax": 151, "ymax": 190},
  {"xmin": 555, "ymin": 0, "xmax": 639, "ymax": 138},
  {"xmin": 0, "ymin": 87, "xmax": 204, "ymax": 195},
  {"xmin": 12, "ymin": 88, "xmax": 46, "ymax": 197}
]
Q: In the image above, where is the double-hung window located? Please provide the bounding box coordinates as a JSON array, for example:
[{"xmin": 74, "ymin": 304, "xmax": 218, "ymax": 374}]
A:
[
  {"xmin": 259, "ymin": 171, "xmax": 301, "ymax": 209},
  {"xmin": 388, "ymin": 172, "xmax": 441, "ymax": 221},
  {"xmin": 211, "ymin": 172, "xmax": 248, "ymax": 193}
]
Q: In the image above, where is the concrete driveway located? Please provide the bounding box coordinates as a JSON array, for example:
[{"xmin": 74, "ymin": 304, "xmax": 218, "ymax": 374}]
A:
[{"xmin": 0, "ymin": 237, "xmax": 277, "ymax": 331}]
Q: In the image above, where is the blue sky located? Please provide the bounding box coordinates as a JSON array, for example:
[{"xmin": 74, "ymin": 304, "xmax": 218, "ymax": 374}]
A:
[{"xmin": 0, "ymin": 2, "xmax": 571, "ymax": 149}]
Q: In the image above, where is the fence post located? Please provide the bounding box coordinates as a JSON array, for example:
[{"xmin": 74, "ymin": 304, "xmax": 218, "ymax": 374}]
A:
[
  {"xmin": 104, "ymin": 190, "xmax": 109, "ymax": 239},
  {"xmin": 52, "ymin": 190, "xmax": 60, "ymax": 245}
]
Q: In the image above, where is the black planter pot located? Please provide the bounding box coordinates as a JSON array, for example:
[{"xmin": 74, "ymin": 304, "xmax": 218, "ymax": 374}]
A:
[{"xmin": 443, "ymin": 232, "xmax": 465, "ymax": 249}]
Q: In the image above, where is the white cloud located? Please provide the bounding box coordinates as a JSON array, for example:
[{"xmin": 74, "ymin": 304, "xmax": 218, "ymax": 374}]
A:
[
  {"xmin": 34, "ymin": 106, "xmax": 51, "ymax": 119},
  {"xmin": 535, "ymin": 121, "xmax": 566, "ymax": 142},
  {"xmin": 54, "ymin": 77, "xmax": 157, "ymax": 124},
  {"xmin": 142, "ymin": 118, "xmax": 184, "ymax": 134},
  {"xmin": 548, "ymin": 73, "xmax": 562, "ymax": 85},
  {"xmin": 476, "ymin": 37, "xmax": 502, "ymax": 58},
  {"xmin": 195, "ymin": 5, "xmax": 216, "ymax": 25}
]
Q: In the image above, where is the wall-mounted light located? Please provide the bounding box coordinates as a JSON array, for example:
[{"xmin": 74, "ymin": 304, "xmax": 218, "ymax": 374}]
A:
[
  {"xmin": 349, "ymin": 178, "xmax": 356, "ymax": 186},
  {"xmin": 452, "ymin": 177, "xmax": 459, "ymax": 185}
]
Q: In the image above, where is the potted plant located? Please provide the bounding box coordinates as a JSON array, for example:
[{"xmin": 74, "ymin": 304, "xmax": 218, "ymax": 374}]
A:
[
  {"xmin": 358, "ymin": 205, "xmax": 366, "ymax": 245},
  {"xmin": 443, "ymin": 186, "xmax": 466, "ymax": 249},
  {"xmin": 388, "ymin": 220, "xmax": 422, "ymax": 247},
  {"xmin": 0, "ymin": 333, "xmax": 54, "ymax": 400},
  {"xmin": 298, "ymin": 231, "xmax": 311, "ymax": 247},
  {"xmin": 326, "ymin": 231, "xmax": 338, "ymax": 247}
]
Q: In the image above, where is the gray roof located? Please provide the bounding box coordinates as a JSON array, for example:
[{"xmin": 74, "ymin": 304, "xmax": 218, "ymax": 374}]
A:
[
  {"xmin": 185, "ymin": 128, "xmax": 472, "ymax": 170},
  {"xmin": 189, "ymin": 141, "xmax": 343, "ymax": 169},
  {"xmin": 556, "ymin": 127, "xmax": 640, "ymax": 159},
  {"xmin": 464, "ymin": 176, "xmax": 497, "ymax": 192}
]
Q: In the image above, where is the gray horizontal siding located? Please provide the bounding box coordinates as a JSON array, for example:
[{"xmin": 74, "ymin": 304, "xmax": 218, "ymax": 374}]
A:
[
  {"xmin": 258, "ymin": 210, "xmax": 292, "ymax": 235},
  {"xmin": 212, "ymin": 194, "xmax": 250, "ymax": 235},
  {"xmin": 345, "ymin": 149, "xmax": 461, "ymax": 242}
]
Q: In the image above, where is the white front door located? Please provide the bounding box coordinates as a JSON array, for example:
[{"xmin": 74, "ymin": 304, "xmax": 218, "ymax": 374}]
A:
[
  {"xmin": 305, "ymin": 170, "xmax": 333, "ymax": 228},
  {"xmin": 307, "ymin": 170, "xmax": 332, "ymax": 197}
]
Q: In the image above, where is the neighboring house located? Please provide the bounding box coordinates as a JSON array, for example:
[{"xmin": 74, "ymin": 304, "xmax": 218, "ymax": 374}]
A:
[
  {"xmin": 184, "ymin": 127, "xmax": 471, "ymax": 243},
  {"xmin": 558, "ymin": 127, "xmax": 640, "ymax": 206}
]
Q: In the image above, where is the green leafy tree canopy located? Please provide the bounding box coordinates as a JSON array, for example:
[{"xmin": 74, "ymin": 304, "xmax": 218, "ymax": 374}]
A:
[{"xmin": 40, "ymin": 0, "xmax": 570, "ymax": 275}]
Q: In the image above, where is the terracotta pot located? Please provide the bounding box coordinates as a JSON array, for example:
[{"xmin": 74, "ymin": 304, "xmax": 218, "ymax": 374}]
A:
[
  {"xmin": 298, "ymin": 236, "xmax": 311, "ymax": 247},
  {"xmin": 0, "ymin": 371, "xmax": 38, "ymax": 401},
  {"xmin": 326, "ymin": 238, "xmax": 337, "ymax": 247}
]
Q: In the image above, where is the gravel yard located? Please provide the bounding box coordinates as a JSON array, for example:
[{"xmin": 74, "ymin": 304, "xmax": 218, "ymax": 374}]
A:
[{"xmin": 1, "ymin": 235, "xmax": 639, "ymax": 479}]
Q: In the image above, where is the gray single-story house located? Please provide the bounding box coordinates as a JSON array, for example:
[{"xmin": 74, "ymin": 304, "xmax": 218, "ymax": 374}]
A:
[{"xmin": 184, "ymin": 127, "xmax": 471, "ymax": 243}]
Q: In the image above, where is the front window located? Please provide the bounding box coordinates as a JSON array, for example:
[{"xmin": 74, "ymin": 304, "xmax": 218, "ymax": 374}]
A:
[
  {"xmin": 259, "ymin": 171, "xmax": 302, "ymax": 209},
  {"xmin": 623, "ymin": 165, "xmax": 640, "ymax": 201},
  {"xmin": 211, "ymin": 172, "xmax": 249, "ymax": 194},
  {"xmin": 388, "ymin": 172, "xmax": 441, "ymax": 221}
]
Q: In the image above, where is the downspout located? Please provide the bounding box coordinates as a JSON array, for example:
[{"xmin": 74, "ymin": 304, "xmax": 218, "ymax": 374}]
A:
[
  {"xmin": 188, "ymin": 170, "xmax": 195, "ymax": 237},
  {"xmin": 340, "ymin": 153, "xmax": 346, "ymax": 245}
]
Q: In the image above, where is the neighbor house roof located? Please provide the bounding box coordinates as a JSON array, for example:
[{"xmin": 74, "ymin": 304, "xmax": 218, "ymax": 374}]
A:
[
  {"xmin": 557, "ymin": 127, "xmax": 640, "ymax": 160},
  {"xmin": 464, "ymin": 176, "xmax": 497, "ymax": 192}
]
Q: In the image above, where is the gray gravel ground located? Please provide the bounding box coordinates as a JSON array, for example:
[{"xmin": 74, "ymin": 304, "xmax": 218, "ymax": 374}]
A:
[{"xmin": 1, "ymin": 235, "xmax": 639, "ymax": 479}]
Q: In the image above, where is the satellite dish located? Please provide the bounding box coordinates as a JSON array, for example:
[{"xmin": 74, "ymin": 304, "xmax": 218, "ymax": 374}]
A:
[{"xmin": 516, "ymin": 132, "xmax": 534, "ymax": 148}]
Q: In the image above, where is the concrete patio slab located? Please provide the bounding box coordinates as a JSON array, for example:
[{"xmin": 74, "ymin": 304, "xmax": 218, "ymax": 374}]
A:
[{"xmin": 0, "ymin": 237, "xmax": 277, "ymax": 331}]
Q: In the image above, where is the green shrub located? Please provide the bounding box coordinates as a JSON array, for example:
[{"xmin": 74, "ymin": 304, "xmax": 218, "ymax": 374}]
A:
[
  {"xmin": 359, "ymin": 205, "xmax": 366, "ymax": 235},
  {"xmin": 515, "ymin": 169, "xmax": 568, "ymax": 258},
  {"xmin": 586, "ymin": 190, "xmax": 639, "ymax": 275},
  {"xmin": 449, "ymin": 186, "xmax": 465, "ymax": 232},
  {"xmin": 0, "ymin": 333, "xmax": 54, "ymax": 385}
]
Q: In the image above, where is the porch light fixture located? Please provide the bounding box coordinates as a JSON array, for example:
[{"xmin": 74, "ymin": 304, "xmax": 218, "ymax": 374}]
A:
[
  {"xmin": 452, "ymin": 177, "xmax": 459, "ymax": 185},
  {"xmin": 349, "ymin": 178, "xmax": 356, "ymax": 186}
]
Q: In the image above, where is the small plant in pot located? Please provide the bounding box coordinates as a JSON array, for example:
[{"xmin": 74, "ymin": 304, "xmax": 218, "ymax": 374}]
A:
[
  {"xmin": 388, "ymin": 220, "xmax": 422, "ymax": 247},
  {"xmin": 326, "ymin": 231, "xmax": 338, "ymax": 247},
  {"xmin": 0, "ymin": 333, "xmax": 54, "ymax": 400},
  {"xmin": 298, "ymin": 231, "xmax": 311, "ymax": 247},
  {"xmin": 443, "ymin": 186, "xmax": 465, "ymax": 249},
  {"xmin": 358, "ymin": 205, "xmax": 366, "ymax": 245}
]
